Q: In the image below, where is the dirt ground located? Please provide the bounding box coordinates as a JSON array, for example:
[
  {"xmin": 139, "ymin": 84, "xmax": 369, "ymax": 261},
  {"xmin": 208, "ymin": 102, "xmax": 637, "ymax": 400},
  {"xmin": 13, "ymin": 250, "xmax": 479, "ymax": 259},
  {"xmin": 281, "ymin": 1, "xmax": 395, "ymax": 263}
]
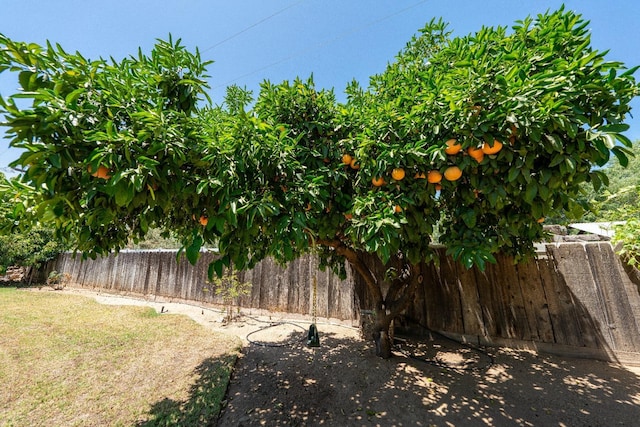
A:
[{"xmin": 66, "ymin": 288, "xmax": 640, "ymax": 426}]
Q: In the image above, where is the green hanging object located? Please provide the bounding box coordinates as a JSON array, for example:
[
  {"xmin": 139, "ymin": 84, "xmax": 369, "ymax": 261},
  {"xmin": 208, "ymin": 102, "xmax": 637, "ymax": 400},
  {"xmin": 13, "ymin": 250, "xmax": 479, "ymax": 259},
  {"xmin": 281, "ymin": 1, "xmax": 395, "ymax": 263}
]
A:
[
  {"xmin": 307, "ymin": 275, "xmax": 320, "ymax": 347},
  {"xmin": 307, "ymin": 323, "xmax": 320, "ymax": 347}
]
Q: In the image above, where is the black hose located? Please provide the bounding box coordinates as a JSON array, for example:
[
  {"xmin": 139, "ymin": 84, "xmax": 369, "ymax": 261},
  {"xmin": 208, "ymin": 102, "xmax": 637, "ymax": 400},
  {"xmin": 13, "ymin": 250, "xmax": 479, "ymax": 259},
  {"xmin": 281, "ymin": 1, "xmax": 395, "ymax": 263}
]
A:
[
  {"xmin": 245, "ymin": 322, "xmax": 307, "ymax": 348},
  {"xmin": 395, "ymin": 323, "xmax": 495, "ymax": 372}
]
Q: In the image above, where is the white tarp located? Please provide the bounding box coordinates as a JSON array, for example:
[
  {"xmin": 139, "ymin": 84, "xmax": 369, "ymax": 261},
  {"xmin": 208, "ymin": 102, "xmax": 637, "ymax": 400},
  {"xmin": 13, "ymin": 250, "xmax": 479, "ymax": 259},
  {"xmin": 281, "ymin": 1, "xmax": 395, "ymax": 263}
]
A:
[{"xmin": 568, "ymin": 221, "xmax": 626, "ymax": 238}]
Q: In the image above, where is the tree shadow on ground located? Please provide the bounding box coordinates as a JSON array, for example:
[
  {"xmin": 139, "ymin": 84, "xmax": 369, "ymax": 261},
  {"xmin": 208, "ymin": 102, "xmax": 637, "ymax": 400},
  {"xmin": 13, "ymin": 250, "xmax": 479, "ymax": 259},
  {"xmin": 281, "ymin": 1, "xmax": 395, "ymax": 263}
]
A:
[
  {"xmin": 137, "ymin": 354, "xmax": 236, "ymax": 427},
  {"xmin": 216, "ymin": 325, "xmax": 640, "ymax": 426}
]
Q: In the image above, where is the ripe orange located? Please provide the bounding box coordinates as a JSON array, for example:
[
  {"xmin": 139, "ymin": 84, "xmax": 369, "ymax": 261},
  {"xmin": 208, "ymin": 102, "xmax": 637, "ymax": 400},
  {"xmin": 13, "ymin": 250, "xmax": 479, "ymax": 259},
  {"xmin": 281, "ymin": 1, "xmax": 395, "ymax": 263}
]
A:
[
  {"xmin": 444, "ymin": 166, "xmax": 462, "ymax": 181},
  {"xmin": 467, "ymin": 147, "xmax": 484, "ymax": 163},
  {"xmin": 199, "ymin": 216, "xmax": 208, "ymax": 226},
  {"xmin": 445, "ymin": 138, "xmax": 462, "ymax": 155},
  {"xmin": 482, "ymin": 140, "xmax": 503, "ymax": 155},
  {"xmin": 371, "ymin": 176, "xmax": 386, "ymax": 187},
  {"xmin": 391, "ymin": 168, "xmax": 406, "ymax": 181},
  {"xmin": 349, "ymin": 158, "xmax": 360, "ymax": 170},
  {"xmin": 435, "ymin": 183, "xmax": 442, "ymax": 191},
  {"xmin": 537, "ymin": 217, "xmax": 545, "ymax": 223},
  {"xmin": 394, "ymin": 205, "xmax": 402, "ymax": 213},
  {"xmin": 427, "ymin": 170, "xmax": 442, "ymax": 184},
  {"xmin": 414, "ymin": 172, "xmax": 426, "ymax": 179},
  {"xmin": 342, "ymin": 154, "xmax": 353, "ymax": 165},
  {"xmin": 88, "ymin": 165, "xmax": 111, "ymax": 179}
]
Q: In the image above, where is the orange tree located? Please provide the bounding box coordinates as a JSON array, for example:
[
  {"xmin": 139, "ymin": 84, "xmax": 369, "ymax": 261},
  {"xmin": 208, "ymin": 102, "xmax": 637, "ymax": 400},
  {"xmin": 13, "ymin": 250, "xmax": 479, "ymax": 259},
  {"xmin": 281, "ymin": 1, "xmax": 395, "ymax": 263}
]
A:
[{"xmin": 1, "ymin": 9, "xmax": 638, "ymax": 358}]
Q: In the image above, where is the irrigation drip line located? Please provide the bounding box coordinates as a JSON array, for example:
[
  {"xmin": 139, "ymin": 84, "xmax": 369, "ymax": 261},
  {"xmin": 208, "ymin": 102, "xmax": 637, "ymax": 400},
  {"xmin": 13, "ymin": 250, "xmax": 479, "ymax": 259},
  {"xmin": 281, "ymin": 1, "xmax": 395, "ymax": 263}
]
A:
[{"xmin": 245, "ymin": 321, "xmax": 307, "ymax": 348}]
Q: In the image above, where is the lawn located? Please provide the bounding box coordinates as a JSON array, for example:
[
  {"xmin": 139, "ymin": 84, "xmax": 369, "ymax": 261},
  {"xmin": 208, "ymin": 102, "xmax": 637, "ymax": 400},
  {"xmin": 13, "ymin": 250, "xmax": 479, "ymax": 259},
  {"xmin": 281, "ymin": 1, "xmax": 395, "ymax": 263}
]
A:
[{"xmin": 0, "ymin": 287, "xmax": 241, "ymax": 426}]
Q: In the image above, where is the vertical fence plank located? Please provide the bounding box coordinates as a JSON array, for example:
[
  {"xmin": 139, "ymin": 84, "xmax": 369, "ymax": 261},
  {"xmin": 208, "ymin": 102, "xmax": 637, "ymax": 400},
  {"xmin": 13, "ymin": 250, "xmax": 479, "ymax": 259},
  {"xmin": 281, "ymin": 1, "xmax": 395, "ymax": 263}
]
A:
[
  {"xmin": 515, "ymin": 259, "xmax": 554, "ymax": 343},
  {"xmin": 439, "ymin": 254, "xmax": 464, "ymax": 334},
  {"xmin": 474, "ymin": 267, "xmax": 498, "ymax": 338},
  {"xmin": 586, "ymin": 243, "xmax": 640, "ymax": 353},
  {"xmin": 548, "ymin": 244, "xmax": 610, "ymax": 349},
  {"xmin": 485, "ymin": 260, "xmax": 517, "ymax": 339},
  {"xmin": 493, "ymin": 255, "xmax": 530, "ymax": 340},
  {"xmin": 535, "ymin": 255, "xmax": 582, "ymax": 347},
  {"xmin": 456, "ymin": 263, "xmax": 485, "ymax": 336}
]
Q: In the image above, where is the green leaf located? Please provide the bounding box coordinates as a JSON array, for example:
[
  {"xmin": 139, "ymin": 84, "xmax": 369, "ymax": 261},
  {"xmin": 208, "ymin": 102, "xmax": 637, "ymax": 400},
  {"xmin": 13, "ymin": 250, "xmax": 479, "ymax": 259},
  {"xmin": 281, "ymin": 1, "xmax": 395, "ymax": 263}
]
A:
[
  {"xmin": 186, "ymin": 235, "xmax": 202, "ymax": 265},
  {"xmin": 115, "ymin": 182, "xmax": 134, "ymax": 207},
  {"xmin": 65, "ymin": 88, "xmax": 85, "ymax": 105},
  {"xmin": 209, "ymin": 258, "xmax": 225, "ymax": 280},
  {"xmin": 524, "ymin": 182, "xmax": 538, "ymax": 203},
  {"xmin": 49, "ymin": 153, "xmax": 61, "ymax": 169},
  {"xmin": 611, "ymin": 146, "xmax": 629, "ymax": 167},
  {"xmin": 507, "ymin": 167, "xmax": 520, "ymax": 182},
  {"xmin": 599, "ymin": 123, "xmax": 629, "ymax": 133}
]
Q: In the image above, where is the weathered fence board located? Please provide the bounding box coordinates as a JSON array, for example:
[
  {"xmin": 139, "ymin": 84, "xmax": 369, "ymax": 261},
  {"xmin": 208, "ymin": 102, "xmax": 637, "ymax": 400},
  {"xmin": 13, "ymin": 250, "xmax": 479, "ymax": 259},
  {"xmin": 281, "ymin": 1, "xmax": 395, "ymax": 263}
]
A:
[
  {"xmin": 549, "ymin": 244, "xmax": 610, "ymax": 349},
  {"xmin": 516, "ymin": 260, "xmax": 554, "ymax": 343},
  {"xmin": 585, "ymin": 243, "xmax": 640, "ymax": 352},
  {"xmin": 457, "ymin": 264, "xmax": 484, "ymax": 336},
  {"xmin": 536, "ymin": 256, "xmax": 584, "ymax": 347}
]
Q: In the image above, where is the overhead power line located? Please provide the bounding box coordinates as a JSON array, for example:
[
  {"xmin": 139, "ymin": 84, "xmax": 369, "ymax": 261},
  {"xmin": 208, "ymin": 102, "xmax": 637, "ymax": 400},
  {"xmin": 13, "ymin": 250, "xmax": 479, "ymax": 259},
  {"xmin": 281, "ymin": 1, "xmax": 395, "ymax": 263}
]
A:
[
  {"xmin": 201, "ymin": 0, "xmax": 306, "ymax": 54},
  {"xmin": 212, "ymin": 0, "xmax": 430, "ymax": 90}
]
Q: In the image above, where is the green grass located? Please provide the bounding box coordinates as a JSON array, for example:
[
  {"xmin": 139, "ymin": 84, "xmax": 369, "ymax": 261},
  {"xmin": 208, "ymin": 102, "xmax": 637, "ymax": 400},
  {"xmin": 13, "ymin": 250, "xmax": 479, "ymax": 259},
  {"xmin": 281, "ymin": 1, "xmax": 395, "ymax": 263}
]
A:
[{"xmin": 0, "ymin": 287, "xmax": 241, "ymax": 426}]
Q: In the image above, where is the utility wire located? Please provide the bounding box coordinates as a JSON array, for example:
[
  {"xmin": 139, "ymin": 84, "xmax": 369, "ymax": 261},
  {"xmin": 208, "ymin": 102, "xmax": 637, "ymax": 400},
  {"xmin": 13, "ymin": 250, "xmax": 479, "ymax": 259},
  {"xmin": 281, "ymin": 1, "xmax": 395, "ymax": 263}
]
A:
[
  {"xmin": 212, "ymin": 0, "xmax": 430, "ymax": 90},
  {"xmin": 201, "ymin": 0, "xmax": 306, "ymax": 54}
]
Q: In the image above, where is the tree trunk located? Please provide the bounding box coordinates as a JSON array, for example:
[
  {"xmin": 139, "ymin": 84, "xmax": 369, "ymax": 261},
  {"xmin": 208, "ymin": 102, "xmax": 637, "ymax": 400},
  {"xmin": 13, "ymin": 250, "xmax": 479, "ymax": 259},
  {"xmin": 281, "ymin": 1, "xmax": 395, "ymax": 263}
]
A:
[
  {"xmin": 316, "ymin": 239, "xmax": 418, "ymax": 359},
  {"xmin": 372, "ymin": 308, "xmax": 394, "ymax": 359}
]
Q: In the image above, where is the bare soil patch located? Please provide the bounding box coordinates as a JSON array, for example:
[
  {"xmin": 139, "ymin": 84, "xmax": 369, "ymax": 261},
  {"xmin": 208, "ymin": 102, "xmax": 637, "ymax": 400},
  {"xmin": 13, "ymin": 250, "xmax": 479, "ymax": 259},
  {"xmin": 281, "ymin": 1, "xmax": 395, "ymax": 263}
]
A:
[{"xmin": 68, "ymin": 289, "xmax": 640, "ymax": 426}]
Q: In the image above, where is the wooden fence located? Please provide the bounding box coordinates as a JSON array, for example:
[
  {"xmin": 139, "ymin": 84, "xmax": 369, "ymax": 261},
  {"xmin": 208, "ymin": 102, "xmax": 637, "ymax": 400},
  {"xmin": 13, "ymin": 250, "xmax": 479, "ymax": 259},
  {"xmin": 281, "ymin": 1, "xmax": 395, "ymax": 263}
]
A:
[
  {"xmin": 393, "ymin": 243, "xmax": 640, "ymax": 365},
  {"xmin": 50, "ymin": 250, "xmax": 357, "ymax": 322},
  {"xmin": 46, "ymin": 242, "xmax": 640, "ymax": 364}
]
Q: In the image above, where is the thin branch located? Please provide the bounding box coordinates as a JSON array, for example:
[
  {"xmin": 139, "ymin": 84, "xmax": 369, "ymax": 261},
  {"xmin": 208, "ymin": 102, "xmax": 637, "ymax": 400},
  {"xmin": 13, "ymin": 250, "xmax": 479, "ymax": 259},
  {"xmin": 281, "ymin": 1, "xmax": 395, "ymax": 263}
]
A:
[{"xmin": 317, "ymin": 238, "xmax": 383, "ymax": 304}]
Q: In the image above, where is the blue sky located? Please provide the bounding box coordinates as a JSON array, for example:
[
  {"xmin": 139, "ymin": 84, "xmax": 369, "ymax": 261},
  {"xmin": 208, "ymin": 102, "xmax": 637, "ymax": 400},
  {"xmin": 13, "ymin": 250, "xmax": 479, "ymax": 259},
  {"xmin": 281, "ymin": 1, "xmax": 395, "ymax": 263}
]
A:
[{"xmin": 1, "ymin": 0, "xmax": 639, "ymax": 174}]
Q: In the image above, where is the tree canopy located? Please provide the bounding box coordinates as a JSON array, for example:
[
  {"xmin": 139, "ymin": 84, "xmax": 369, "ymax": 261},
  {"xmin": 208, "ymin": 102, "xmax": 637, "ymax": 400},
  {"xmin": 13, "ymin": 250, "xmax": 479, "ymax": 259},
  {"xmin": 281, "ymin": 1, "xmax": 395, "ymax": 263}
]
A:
[{"xmin": 1, "ymin": 8, "xmax": 638, "ymax": 356}]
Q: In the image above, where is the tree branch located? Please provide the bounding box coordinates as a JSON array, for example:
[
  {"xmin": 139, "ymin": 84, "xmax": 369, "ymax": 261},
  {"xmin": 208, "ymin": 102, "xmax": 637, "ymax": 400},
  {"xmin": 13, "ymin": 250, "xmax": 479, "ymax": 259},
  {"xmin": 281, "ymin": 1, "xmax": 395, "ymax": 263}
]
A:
[{"xmin": 317, "ymin": 238, "xmax": 383, "ymax": 305}]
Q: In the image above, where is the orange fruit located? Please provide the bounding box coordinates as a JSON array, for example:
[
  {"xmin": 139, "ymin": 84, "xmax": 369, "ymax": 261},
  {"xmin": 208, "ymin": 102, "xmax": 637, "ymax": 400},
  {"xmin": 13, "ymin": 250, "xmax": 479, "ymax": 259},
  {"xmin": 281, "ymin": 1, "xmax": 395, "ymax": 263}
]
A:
[
  {"xmin": 342, "ymin": 154, "xmax": 353, "ymax": 165},
  {"xmin": 394, "ymin": 205, "xmax": 402, "ymax": 213},
  {"xmin": 435, "ymin": 184, "xmax": 442, "ymax": 191},
  {"xmin": 467, "ymin": 147, "xmax": 484, "ymax": 163},
  {"xmin": 349, "ymin": 158, "xmax": 360, "ymax": 170},
  {"xmin": 444, "ymin": 138, "xmax": 462, "ymax": 155},
  {"xmin": 391, "ymin": 168, "xmax": 406, "ymax": 181},
  {"xmin": 427, "ymin": 170, "xmax": 442, "ymax": 184},
  {"xmin": 482, "ymin": 140, "xmax": 503, "ymax": 155},
  {"xmin": 199, "ymin": 216, "xmax": 208, "ymax": 226},
  {"xmin": 444, "ymin": 166, "xmax": 462, "ymax": 181},
  {"xmin": 537, "ymin": 217, "xmax": 545, "ymax": 223},
  {"xmin": 371, "ymin": 176, "xmax": 386, "ymax": 187},
  {"xmin": 414, "ymin": 172, "xmax": 426, "ymax": 179},
  {"xmin": 88, "ymin": 165, "xmax": 111, "ymax": 179}
]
